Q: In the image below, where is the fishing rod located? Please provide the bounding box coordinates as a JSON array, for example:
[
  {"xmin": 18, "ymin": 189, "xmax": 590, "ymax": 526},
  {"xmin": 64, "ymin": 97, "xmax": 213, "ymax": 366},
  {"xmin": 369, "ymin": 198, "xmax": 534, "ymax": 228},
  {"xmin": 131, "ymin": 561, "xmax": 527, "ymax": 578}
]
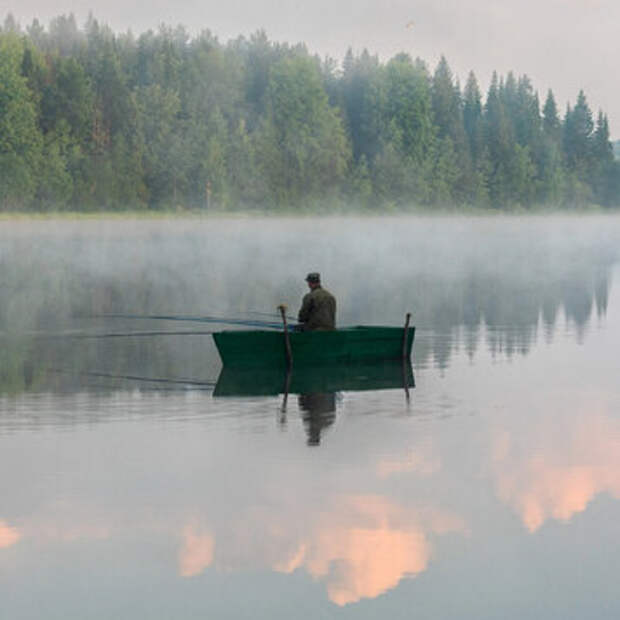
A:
[
  {"xmin": 63, "ymin": 330, "xmax": 216, "ymax": 339},
  {"xmin": 92, "ymin": 313, "xmax": 297, "ymax": 329},
  {"xmin": 22, "ymin": 330, "xmax": 217, "ymax": 340},
  {"xmin": 5, "ymin": 322, "xmax": 297, "ymax": 341},
  {"xmin": 243, "ymin": 310, "xmax": 298, "ymax": 321}
]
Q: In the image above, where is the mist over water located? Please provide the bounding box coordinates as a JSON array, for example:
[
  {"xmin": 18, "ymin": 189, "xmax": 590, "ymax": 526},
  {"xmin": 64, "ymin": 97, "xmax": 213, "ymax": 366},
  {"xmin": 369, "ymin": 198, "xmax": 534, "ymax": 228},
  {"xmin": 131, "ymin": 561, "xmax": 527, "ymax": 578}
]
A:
[
  {"xmin": 1, "ymin": 215, "xmax": 618, "ymax": 392},
  {"xmin": 1, "ymin": 215, "xmax": 620, "ymax": 618}
]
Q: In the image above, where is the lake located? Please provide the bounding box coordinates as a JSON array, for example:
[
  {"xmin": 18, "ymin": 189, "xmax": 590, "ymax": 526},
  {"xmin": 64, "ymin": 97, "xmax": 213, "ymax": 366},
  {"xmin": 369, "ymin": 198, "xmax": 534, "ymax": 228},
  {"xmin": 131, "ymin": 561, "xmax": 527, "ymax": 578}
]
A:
[{"xmin": 1, "ymin": 215, "xmax": 620, "ymax": 618}]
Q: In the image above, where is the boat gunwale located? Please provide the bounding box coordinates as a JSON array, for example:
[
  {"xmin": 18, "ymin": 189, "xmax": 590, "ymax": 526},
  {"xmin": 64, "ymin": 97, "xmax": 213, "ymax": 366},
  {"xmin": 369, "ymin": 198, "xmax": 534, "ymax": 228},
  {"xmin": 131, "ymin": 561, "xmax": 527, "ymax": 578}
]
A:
[{"xmin": 214, "ymin": 324, "xmax": 413, "ymax": 334}]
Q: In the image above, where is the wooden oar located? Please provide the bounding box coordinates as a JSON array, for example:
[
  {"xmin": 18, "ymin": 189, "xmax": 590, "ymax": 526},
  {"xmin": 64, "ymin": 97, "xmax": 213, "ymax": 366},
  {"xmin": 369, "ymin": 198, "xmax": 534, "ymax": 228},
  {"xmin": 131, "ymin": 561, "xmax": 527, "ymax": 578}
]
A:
[{"xmin": 277, "ymin": 305, "xmax": 293, "ymax": 368}]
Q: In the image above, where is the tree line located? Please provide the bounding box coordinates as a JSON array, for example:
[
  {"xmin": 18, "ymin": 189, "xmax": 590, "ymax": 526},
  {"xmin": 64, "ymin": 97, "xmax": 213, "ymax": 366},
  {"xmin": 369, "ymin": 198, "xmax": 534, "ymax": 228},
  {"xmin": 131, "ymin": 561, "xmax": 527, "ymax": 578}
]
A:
[{"xmin": 1, "ymin": 13, "xmax": 619, "ymax": 212}]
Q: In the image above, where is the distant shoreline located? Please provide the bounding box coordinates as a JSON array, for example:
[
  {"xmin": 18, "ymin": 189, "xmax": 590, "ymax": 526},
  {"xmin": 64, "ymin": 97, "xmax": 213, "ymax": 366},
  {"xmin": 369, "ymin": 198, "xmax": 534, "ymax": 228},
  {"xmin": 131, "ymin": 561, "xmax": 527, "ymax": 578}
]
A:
[{"xmin": 0, "ymin": 205, "xmax": 611, "ymax": 221}]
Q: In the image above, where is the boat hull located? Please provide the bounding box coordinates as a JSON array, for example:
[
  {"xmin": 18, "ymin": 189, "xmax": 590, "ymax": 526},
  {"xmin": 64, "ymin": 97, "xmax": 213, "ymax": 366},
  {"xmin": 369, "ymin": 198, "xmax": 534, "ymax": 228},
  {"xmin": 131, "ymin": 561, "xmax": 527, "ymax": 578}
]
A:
[{"xmin": 212, "ymin": 325, "xmax": 415, "ymax": 368}]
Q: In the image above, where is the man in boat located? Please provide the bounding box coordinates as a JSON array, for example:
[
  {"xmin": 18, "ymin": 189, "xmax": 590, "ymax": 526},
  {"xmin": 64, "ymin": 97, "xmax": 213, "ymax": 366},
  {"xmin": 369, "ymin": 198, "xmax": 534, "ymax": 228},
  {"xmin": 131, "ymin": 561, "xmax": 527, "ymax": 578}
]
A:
[{"xmin": 298, "ymin": 272, "xmax": 336, "ymax": 331}]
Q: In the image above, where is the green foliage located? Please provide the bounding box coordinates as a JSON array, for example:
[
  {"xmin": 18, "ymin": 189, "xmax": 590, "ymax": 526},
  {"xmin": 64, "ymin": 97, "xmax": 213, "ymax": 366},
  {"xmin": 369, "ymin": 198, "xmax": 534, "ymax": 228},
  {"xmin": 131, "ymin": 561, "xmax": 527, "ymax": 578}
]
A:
[
  {"xmin": 135, "ymin": 84, "xmax": 182, "ymax": 206},
  {"xmin": 339, "ymin": 48, "xmax": 383, "ymax": 164},
  {"xmin": 383, "ymin": 54, "xmax": 433, "ymax": 163},
  {"xmin": 0, "ymin": 14, "xmax": 619, "ymax": 211},
  {"xmin": 430, "ymin": 137, "xmax": 460, "ymax": 205},
  {"xmin": 0, "ymin": 34, "xmax": 42, "ymax": 209},
  {"xmin": 346, "ymin": 154, "xmax": 372, "ymax": 207},
  {"xmin": 36, "ymin": 122, "xmax": 74, "ymax": 209},
  {"xmin": 258, "ymin": 55, "xmax": 349, "ymax": 205}
]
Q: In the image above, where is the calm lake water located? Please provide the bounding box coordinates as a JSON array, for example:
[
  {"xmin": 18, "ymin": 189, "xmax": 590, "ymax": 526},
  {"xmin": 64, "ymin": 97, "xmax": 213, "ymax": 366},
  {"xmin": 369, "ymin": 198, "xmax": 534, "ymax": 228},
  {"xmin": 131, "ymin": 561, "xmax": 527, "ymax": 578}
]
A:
[{"xmin": 1, "ymin": 215, "xmax": 620, "ymax": 618}]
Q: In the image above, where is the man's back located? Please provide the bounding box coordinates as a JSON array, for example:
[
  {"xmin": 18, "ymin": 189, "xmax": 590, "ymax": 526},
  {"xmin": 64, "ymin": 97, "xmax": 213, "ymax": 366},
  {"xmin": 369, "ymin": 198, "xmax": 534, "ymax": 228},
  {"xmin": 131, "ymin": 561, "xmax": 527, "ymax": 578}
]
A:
[{"xmin": 298, "ymin": 286, "xmax": 336, "ymax": 331}]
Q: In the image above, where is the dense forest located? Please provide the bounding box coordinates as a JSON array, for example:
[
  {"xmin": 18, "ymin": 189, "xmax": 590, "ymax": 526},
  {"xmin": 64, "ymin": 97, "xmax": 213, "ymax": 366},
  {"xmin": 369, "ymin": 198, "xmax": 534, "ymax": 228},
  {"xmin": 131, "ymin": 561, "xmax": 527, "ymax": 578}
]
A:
[{"xmin": 1, "ymin": 13, "xmax": 619, "ymax": 212}]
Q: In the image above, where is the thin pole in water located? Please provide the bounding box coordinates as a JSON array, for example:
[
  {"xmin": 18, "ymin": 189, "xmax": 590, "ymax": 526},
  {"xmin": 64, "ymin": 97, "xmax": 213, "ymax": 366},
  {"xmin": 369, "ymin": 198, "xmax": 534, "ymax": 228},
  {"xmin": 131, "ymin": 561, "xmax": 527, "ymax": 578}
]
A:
[
  {"xmin": 402, "ymin": 360, "xmax": 411, "ymax": 403},
  {"xmin": 402, "ymin": 312, "xmax": 412, "ymax": 402},
  {"xmin": 278, "ymin": 304, "xmax": 293, "ymax": 369},
  {"xmin": 280, "ymin": 367, "xmax": 292, "ymax": 425},
  {"xmin": 402, "ymin": 312, "xmax": 411, "ymax": 360}
]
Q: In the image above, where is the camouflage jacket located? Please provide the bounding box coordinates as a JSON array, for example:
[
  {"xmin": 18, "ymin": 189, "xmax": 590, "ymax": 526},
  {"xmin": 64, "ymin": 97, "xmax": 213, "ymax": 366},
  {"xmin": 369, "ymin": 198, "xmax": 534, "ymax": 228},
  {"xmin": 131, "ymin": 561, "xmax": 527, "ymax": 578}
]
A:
[{"xmin": 298, "ymin": 286, "xmax": 336, "ymax": 330}]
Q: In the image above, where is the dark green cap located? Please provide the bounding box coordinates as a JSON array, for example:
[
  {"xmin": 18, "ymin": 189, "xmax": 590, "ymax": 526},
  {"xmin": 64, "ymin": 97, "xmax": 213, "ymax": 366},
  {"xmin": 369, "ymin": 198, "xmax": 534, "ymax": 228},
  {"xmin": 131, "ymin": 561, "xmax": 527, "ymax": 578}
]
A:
[{"xmin": 305, "ymin": 272, "xmax": 321, "ymax": 283}]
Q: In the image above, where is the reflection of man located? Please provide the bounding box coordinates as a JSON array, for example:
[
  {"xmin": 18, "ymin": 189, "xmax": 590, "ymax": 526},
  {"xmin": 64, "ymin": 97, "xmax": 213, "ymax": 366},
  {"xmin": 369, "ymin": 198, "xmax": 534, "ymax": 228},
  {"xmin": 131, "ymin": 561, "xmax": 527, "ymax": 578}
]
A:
[
  {"xmin": 298, "ymin": 273, "xmax": 336, "ymax": 331},
  {"xmin": 298, "ymin": 392, "xmax": 337, "ymax": 446}
]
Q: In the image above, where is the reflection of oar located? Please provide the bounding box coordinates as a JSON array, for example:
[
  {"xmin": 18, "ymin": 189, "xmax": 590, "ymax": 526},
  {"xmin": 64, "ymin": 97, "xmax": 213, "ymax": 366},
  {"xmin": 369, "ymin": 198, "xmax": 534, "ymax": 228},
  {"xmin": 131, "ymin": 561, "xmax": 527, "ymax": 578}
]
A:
[{"xmin": 92, "ymin": 313, "xmax": 291, "ymax": 329}]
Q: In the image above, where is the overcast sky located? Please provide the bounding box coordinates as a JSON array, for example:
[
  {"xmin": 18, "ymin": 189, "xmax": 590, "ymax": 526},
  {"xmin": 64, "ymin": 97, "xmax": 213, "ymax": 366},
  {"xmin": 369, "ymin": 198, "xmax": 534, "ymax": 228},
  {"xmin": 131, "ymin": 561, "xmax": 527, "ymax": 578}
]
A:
[{"xmin": 4, "ymin": 0, "xmax": 619, "ymax": 136}]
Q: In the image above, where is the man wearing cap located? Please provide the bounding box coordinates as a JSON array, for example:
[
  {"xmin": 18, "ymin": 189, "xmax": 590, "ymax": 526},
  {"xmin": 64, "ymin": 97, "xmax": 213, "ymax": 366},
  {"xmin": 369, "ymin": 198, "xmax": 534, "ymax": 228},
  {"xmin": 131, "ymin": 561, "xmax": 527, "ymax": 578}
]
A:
[{"xmin": 298, "ymin": 273, "xmax": 336, "ymax": 331}]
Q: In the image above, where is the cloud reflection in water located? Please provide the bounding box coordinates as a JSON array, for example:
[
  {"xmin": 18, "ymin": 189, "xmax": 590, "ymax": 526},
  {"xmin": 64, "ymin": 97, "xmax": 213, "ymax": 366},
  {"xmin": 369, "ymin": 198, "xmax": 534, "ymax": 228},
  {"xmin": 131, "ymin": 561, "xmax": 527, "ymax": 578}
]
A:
[
  {"xmin": 0, "ymin": 521, "xmax": 21, "ymax": 549},
  {"xmin": 494, "ymin": 409, "xmax": 620, "ymax": 532},
  {"xmin": 178, "ymin": 495, "xmax": 466, "ymax": 606}
]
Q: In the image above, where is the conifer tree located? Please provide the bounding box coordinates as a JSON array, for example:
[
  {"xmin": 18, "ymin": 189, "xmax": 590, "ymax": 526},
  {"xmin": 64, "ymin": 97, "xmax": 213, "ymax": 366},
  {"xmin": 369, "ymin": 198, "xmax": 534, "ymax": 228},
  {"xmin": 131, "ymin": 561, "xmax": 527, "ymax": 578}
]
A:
[
  {"xmin": 431, "ymin": 56, "xmax": 465, "ymax": 149},
  {"xmin": 563, "ymin": 90, "xmax": 594, "ymax": 174},
  {"xmin": 592, "ymin": 111, "xmax": 613, "ymax": 165},
  {"xmin": 463, "ymin": 71, "xmax": 483, "ymax": 160},
  {"xmin": 340, "ymin": 48, "xmax": 383, "ymax": 164},
  {"xmin": 538, "ymin": 90, "xmax": 564, "ymax": 204},
  {"xmin": 591, "ymin": 111, "xmax": 618, "ymax": 206},
  {"xmin": 542, "ymin": 90, "xmax": 561, "ymax": 140}
]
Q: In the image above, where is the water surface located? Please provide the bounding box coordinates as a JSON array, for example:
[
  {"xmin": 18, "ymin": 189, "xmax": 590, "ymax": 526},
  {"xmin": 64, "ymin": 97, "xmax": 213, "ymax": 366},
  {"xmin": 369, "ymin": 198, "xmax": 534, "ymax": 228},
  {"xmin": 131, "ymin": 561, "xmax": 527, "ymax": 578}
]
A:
[{"xmin": 1, "ymin": 216, "xmax": 620, "ymax": 618}]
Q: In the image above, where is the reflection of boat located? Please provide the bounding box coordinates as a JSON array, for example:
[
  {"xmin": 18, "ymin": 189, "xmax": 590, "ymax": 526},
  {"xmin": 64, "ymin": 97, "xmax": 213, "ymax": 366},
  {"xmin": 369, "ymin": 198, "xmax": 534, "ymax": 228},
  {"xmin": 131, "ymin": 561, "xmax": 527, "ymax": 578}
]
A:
[
  {"xmin": 213, "ymin": 360, "xmax": 414, "ymax": 397},
  {"xmin": 213, "ymin": 326, "xmax": 415, "ymax": 368}
]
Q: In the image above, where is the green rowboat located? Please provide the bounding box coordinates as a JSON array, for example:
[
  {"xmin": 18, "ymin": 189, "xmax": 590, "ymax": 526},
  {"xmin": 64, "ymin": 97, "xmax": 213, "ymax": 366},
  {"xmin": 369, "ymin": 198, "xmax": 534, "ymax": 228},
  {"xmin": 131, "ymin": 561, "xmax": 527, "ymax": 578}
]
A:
[{"xmin": 212, "ymin": 325, "xmax": 415, "ymax": 369}]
